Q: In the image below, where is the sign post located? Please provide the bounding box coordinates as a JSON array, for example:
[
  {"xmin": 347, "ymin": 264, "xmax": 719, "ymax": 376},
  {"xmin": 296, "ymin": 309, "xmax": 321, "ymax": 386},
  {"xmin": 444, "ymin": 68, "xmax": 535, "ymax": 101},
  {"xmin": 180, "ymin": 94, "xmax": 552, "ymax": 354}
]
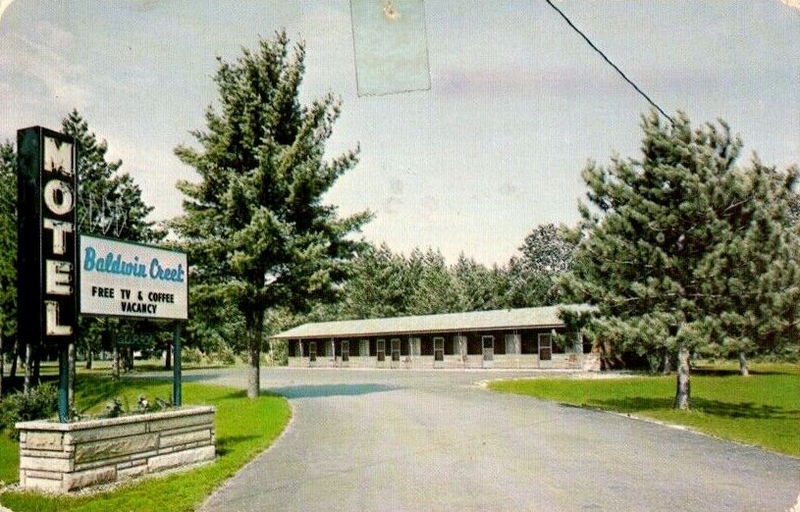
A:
[
  {"xmin": 17, "ymin": 127, "xmax": 79, "ymax": 423},
  {"xmin": 173, "ymin": 322, "xmax": 182, "ymax": 406}
]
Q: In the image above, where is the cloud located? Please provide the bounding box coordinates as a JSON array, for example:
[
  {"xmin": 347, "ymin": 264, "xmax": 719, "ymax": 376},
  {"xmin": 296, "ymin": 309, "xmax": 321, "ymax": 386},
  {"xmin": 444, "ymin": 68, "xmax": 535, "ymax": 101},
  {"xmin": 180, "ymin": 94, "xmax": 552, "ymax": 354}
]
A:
[
  {"xmin": 0, "ymin": 22, "xmax": 89, "ymax": 110},
  {"xmin": 0, "ymin": 0, "xmax": 15, "ymax": 25},
  {"xmin": 781, "ymin": 0, "xmax": 800, "ymax": 11}
]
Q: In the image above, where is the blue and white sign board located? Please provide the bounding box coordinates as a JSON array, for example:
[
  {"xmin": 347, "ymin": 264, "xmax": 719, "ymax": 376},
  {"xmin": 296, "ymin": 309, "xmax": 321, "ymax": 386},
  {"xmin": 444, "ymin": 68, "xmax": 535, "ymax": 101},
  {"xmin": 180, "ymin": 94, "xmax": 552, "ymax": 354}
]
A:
[{"xmin": 79, "ymin": 235, "xmax": 188, "ymax": 320}]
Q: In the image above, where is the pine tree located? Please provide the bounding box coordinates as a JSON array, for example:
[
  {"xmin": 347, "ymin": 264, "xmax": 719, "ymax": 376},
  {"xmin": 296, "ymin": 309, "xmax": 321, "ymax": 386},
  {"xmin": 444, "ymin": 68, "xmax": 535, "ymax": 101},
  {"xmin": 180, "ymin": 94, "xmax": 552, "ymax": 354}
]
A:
[
  {"xmin": 452, "ymin": 254, "xmax": 507, "ymax": 311},
  {"xmin": 342, "ymin": 243, "xmax": 412, "ymax": 319},
  {"xmin": 62, "ymin": 110, "xmax": 159, "ymax": 242},
  {"xmin": 173, "ymin": 32, "xmax": 370, "ymax": 397},
  {"xmin": 406, "ymin": 248, "xmax": 463, "ymax": 315},
  {"xmin": 0, "ymin": 141, "xmax": 16, "ymax": 397},
  {"xmin": 561, "ymin": 111, "xmax": 799, "ymax": 409},
  {"xmin": 506, "ymin": 223, "xmax": 575, "ymax": 307},
  {"xmin": 696, "ymin": 158, "xmax": 800, "ymax": 375}
]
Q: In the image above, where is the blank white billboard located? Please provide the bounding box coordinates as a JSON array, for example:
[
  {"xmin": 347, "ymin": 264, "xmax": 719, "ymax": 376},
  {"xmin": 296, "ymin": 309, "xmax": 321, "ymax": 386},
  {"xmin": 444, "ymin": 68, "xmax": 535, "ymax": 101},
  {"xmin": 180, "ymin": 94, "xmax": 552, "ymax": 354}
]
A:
[{"xmin": 79, "ymin": 235, "xmax": 188, "ymax": 320}]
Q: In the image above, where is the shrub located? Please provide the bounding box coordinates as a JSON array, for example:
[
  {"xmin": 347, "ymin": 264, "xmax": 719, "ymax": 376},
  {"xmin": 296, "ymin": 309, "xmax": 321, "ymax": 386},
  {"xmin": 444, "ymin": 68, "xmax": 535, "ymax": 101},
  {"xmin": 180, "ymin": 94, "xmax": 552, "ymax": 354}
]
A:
[
  {"xmin": 181, "ymin": 347, "xmax": 205, "ymax": 364},
  {"xmin": 0, "ymin": 384, "xmax": 58, "ymax": 438}
]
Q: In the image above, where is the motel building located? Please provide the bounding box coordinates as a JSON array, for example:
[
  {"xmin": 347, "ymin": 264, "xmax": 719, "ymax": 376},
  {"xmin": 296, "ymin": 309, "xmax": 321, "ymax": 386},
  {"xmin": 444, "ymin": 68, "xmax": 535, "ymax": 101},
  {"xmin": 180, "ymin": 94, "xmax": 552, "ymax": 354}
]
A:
[{"xmin": 275, "ymin": 304, "xmax": 600, "ymax": 370}]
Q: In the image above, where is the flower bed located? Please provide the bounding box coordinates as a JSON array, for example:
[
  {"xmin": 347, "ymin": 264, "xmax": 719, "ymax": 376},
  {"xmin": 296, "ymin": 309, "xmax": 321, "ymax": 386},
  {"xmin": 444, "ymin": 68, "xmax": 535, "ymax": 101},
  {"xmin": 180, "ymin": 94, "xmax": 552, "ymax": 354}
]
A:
[{"xmin": 16, "ymin": 406, "xmax": 216, "ymax": 493}]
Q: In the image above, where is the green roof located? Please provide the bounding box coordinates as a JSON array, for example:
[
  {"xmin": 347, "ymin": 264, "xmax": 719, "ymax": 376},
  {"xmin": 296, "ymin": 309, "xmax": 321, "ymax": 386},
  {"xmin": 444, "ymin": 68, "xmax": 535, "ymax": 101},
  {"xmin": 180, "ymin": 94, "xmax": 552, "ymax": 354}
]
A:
[{"xmin": 272, "ymin": 304, "xmax": 592, "ymax": 340}]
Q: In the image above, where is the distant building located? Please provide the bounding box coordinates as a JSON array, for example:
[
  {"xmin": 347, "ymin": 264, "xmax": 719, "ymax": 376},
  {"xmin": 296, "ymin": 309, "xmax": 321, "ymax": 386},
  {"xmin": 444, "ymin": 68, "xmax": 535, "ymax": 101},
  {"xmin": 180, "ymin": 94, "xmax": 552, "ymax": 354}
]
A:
[{"xmin": 273, "ymin": 304, "xmax": 599, "ymax": 370}]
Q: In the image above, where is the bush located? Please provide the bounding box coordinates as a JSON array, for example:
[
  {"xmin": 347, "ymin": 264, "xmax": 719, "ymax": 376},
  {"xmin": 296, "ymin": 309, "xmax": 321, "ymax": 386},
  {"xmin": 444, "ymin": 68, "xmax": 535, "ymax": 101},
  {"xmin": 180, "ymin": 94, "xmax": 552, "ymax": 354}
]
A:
[
  {"xmin": 0, "ymin": 384, "xmax": 58, "ymax": 438},
  {"xmin": 181, "ymin": 347, "xmax": 205, "ymax": 364}
]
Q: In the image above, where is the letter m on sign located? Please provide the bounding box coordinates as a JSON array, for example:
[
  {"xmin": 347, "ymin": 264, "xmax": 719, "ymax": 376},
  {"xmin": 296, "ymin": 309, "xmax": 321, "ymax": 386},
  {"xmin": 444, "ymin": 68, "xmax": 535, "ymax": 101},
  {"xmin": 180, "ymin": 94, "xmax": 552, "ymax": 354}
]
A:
[{"xmin": 43, "ymin": 136, "xmax": 74, "ymax": 175}]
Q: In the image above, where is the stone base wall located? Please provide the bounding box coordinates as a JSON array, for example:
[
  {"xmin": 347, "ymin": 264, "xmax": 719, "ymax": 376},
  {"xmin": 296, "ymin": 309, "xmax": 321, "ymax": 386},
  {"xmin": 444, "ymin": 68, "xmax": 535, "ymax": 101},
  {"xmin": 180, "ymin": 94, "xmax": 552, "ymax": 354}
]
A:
[
  {"xmin": 288, "ymin": 353, "xmax": 595, "ymax": 370},
  {"xmin": 16, "ymin": 406, "xmax": 216, "ymax": 493}
]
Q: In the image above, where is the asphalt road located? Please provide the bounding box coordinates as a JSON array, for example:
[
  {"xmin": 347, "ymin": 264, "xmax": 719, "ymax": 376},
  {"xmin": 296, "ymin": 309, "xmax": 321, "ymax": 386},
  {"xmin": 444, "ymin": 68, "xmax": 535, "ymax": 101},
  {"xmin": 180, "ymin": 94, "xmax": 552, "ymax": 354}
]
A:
[{"xmin": 186, "ymin": 368, "xmax": 800, "ymax": 512}]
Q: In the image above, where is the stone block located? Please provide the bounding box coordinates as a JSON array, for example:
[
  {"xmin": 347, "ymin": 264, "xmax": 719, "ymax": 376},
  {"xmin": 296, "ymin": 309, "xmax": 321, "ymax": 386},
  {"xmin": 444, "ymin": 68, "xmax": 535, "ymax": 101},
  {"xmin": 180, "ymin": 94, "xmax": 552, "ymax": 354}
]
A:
[
  {"xmin": 118, "ymin": 464, "xmax": 147, "ymax": 480},
  {"xmin": 24, "ymin": 432, "xmax": 63, "ymax": 451},
  {"xmin": 20, "ymin": 455, "xmax": 72, "ymax": 472},
  {"xmin": 63, "ymin": 466, "xmax": 116, "ymax": 491},
  {"xmin": 147, "ymin": 445, "xmax": 215, "ymax": 472},
  {"xmin": 65, "ymin": 423, "xmax": 147, "ymax": 444},
  {"xmin": 147, "ymin": 414, "xmax": 214, "ymax": 432},
  {"xmin": 75, "ymin": 433, "xmax": 158, "ymax": 464},
  {"xmin": 24, "ymin": 469, "xmax": 62, "ymax": 480},
  {"xmin": 25, "ymin": 476, "xmax": 63, "ymax": 492},
  {"xmin": 160, "ymin": 428, "xmax": 211, "ymax": 448},
  {"xmin": 21, "ymin": 448, "xmax": 72, "ymax": 459}
]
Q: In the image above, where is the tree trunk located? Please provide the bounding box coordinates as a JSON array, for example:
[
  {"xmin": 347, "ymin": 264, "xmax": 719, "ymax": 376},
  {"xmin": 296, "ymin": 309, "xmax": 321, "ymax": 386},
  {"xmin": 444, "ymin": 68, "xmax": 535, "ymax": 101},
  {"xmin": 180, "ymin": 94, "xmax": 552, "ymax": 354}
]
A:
[
  {"xmin": 68, "ymin": 342, "xmax": 76, "ymax": 406},
  {"xmin": 0, "ymin": 332, "xmax": 4, "ymax": 399},
  {"xmin": 85, "ymin": 349, "xmax": 93, "ymax": 370},
  {"xmin": 32, "ymin": 344, "xmax": 41, "ymax": 385},
  {"xmin": 9, "ymin": 339, "xmax": 18, "ymax": 380},
  {"xmin": 662, "ymin": 350, "xmax": 672, "ymax": 374},
  {"xmin": 111, "ymin": 329, "xmax": 120, "ymax": 381},
  {"xmin": 24, "ymin": 342, "xmax": 31, "ymax": 394},
  {"xmin": 164, "ymin": 343, "xmax": 172, "ymax": 370},
  {"xmin": 738, "ymin": 351, "xmax": 749, "ymax": 377},
  {"xmin": 246, "ymin": 311, "xmax": 264, "ymax": 399},
  {"xmin": 674, "ymin": 344, "xmax": 691, "ymax": 410}
]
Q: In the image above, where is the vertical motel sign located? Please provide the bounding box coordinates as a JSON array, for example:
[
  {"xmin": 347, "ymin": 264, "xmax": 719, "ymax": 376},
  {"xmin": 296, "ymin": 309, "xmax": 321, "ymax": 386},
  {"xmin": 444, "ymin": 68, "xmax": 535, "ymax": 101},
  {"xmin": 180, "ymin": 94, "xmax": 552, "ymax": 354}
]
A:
[{"xmin": 17, "ymin": 127, "xmax": 78, "ymax": 352}]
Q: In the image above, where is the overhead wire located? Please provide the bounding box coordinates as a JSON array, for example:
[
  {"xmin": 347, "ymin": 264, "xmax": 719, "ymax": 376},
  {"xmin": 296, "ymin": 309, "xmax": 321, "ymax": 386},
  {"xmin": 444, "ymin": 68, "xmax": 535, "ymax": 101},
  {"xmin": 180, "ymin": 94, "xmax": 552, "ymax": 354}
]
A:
[{"xmin": 542, "ymin": 0, "xmax": 675, "ymax": 125}]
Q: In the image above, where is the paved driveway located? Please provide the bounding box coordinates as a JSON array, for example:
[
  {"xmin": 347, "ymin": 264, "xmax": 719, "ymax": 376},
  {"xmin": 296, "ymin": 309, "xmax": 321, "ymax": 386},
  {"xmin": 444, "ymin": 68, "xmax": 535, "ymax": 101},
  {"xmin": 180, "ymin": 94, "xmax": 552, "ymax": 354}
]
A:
[{"xmin": 186, "ymin": 368, "xmax": 799, "ymax": 512}]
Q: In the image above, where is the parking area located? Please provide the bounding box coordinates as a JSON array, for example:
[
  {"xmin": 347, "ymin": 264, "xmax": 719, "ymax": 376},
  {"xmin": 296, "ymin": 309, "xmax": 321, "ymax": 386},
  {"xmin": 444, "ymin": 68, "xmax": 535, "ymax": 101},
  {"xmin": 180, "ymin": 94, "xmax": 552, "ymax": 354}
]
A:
[{"xmin": 193, "ymin": 368, "xmax": 800, "ymax": 512}]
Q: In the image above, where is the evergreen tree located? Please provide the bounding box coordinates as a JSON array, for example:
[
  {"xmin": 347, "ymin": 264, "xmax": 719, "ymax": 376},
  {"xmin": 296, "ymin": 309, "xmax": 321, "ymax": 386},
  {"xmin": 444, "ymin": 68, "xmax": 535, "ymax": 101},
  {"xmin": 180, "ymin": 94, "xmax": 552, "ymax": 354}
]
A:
[
  {"xmin": 452, "ymin": 254, "xmax": 507, "ymax": 311},
  {"xmin": 0, "ymin": 141, "xmax": 16, "ymax": 396},
  {"xmin": 406, "ymin": 248, "xmax": 463, "ymax": 315},
  {"xmin": 506, "ymin": 223, "xmax": 575, "ymax": 307},
  {"xmin": 61, "ymin": 111, "xmax": 162, "ymax": 373},
  {"xmin": 62, "ymin": 110, "xmax": 159, "ymax": 242},
  {"xmin": 173, "ymin": 32, "xmax": 370, "ymax": 397},
  {"xmin": 696, "ymin": 158, "xmax": 800, "ymax": 375},
  {"xmin": 341, "ymin": 243, "xmax": 412, "ymax": 319},
  {"xmin": 561, "ymin": 111, "xmax": 799, "ymax": 409}
]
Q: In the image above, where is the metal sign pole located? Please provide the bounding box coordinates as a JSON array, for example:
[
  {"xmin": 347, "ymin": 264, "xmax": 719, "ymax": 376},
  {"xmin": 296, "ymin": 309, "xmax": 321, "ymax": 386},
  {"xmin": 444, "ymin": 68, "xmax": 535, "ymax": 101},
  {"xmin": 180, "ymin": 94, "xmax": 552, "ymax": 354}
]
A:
[
  {"xmin": 58, "ymin": 345, "xmax": 69, "ymax": 422},
  {"xmin": 173, "ymin": 322, "xmax": 182, "ymax": 406}
]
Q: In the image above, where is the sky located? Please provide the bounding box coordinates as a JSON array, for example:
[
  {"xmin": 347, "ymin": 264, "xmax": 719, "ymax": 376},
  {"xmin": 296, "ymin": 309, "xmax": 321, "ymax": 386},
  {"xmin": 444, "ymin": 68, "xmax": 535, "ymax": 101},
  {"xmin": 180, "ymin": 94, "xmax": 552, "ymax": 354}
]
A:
[{"xmin": 1, "ymin": 0, "xmax": 798, "ymax": 266}]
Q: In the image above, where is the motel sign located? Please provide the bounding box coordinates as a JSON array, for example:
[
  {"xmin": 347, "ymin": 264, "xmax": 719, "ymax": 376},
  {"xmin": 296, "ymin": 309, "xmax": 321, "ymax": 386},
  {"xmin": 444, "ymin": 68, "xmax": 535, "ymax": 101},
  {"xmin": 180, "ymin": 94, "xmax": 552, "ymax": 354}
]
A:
[{"xmin": 17, "ymin": 126, "xmax": 78, "ymax": 348}]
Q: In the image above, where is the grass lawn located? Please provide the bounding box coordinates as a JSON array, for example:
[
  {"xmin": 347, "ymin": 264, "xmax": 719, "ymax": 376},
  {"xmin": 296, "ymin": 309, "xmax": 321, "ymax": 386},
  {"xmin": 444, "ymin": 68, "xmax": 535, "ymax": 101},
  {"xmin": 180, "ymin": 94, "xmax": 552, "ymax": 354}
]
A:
[
  {"xmin": 0, "ymin": 377, "xmax": 291, "ymax": 512},
  {"xmin": 489, "ymin": 362, "xmax": 800, "ymax": 457}
]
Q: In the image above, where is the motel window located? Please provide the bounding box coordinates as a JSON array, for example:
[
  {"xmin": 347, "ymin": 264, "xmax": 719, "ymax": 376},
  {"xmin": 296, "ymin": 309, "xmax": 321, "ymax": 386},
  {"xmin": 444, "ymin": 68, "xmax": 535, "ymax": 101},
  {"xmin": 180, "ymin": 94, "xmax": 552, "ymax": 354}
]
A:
[
  {"xmin": 433, "ymin": 337, "xmax": 444, "ymax": 361},
  {"xmin": 421, "ymin": 337, "xmax": 433, "ymax": 356},
  {"xmin": 341, "ymin": 340, "xmax": 349, "ymax": 362},
  {"xmin": 467, "ymin": 336, "xmax": 481, "ymax": 355},
  {"xmin": 390, "ymin": 338, "xmax": 400, "ymax": 361},
  {"xmin": 521, "ymin": 334, "xmax": 537, "ymax": 354},
  {"xmin": 444, "ymin": 336, "xmax": 455, "ymax": 355},
  {"xmin": 360, "ymin": 339, "xmax": 370, "ymax": 357},
  {"xmin": 538, "ymin": 334, "xmax": 552, "ymax": 361},
  {"xmin": 309, "ymin": 342, "xmax": 317, "ymax": 362},
  {"xmin": 377, "ymin": 339, "xmax": 385, "ymax": 362}
]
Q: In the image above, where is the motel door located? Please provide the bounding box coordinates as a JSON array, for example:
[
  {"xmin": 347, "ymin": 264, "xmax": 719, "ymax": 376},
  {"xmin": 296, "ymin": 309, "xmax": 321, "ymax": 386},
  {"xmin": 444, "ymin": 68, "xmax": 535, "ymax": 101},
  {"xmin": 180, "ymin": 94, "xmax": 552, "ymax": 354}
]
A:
[
  {"xmin": 433, "ymin": 337, "xmax": 444, "ymax": 369},
  {"xmin": 482, "ymin": 336, "xmax": 494, "ymax": 368},
  {"xmin": 538, "ymin": 334, "xmax": 552, "ymax": 368}
]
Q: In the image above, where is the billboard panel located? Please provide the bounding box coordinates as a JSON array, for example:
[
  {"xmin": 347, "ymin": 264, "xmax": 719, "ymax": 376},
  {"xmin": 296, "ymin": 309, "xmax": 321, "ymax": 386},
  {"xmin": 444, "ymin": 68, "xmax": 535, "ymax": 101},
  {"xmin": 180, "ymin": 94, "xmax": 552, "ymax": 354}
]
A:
[{"xmin": 79, "ymin": 235, "xmax": 188, "ymax": 320}]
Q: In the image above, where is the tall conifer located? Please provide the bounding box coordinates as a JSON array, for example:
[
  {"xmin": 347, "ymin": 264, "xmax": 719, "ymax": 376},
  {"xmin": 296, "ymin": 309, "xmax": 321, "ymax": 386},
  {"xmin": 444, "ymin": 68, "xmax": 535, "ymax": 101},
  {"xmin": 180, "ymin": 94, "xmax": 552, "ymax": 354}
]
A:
[
  {"xmin": 173, "ymin": 32, "xmax": 370, "ymax": 397},
  {"xmin": 562, "ymin": 111, "xmax": 799, "ymax": 408}
]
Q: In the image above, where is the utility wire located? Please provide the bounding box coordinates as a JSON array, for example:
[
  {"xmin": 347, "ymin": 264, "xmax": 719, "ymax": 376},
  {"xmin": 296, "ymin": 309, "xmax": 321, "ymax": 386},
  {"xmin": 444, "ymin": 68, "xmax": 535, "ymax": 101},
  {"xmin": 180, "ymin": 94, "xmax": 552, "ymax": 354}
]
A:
[{"xmin": 542, "ymin": 0, "xmax": 675, "ymax": 125}]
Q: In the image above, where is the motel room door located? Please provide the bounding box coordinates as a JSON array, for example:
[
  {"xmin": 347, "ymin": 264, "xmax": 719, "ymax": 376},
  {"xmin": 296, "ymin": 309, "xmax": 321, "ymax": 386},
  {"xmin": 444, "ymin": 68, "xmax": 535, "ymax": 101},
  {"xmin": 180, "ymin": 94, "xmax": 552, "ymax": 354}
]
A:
[{"xmin": 482, "ymin": 336, "xmax": 494, "ymax": 368}]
